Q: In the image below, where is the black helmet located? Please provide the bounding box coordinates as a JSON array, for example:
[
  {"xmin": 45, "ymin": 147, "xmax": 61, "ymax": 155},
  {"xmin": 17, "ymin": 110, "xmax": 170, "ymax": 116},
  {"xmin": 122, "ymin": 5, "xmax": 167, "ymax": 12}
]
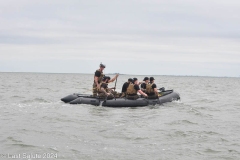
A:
[
  {"xmin": 128, "ymin": 78, "xmax": 133, "ymax": 82},
  {"xmin": 102, "ymin": 76, "xmax": 107, "ymax": 81},
  {"xmin": 150, "ymin": 77, "xmax": 155, "ymax": 81},
  {"xmin": 143, "ymin": 77, "xmax": 149, "ymax": 81},
  {"xmin": 132, "ymin": 78, "xmax": 138, "ymax": 82},
  {"xmin": 100, "ymin": 63, "xmax": 106, "ymax": 68},
  {"xmin": 103, "ymin": 76, "xmax": 110, "ymax": 81}
]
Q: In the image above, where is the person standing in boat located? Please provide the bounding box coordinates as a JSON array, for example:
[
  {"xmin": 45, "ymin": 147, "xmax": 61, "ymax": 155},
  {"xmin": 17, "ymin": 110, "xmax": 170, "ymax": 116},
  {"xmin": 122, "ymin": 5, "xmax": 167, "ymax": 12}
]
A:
[
  {"xmin": 141, "ymin": 77, "xmax": 149, "ymax": 93},
  {"xmin": 120, "ymin": 78, "xmax": 133, "ymax": 97},
  {"xmin": 145, "ymin": 77, "xmax": 158, "ymax": 99},
  {"xmin": 126, "ymin": 78, "xmax": 148, "ymax": 99},
  {"xmin": 93, "ymin": 63, "xmax": 106, "ymax": 97}
]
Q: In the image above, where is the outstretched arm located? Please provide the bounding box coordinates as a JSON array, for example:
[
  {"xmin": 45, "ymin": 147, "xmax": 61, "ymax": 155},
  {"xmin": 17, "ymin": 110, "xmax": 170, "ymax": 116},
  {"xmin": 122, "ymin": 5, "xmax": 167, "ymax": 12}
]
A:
[
  {"xmin": 108, "ymin": 74, "xmax": 119, "ymax": 83},
  {"xmin": 154, "ymin": 88, "xmax": 158, "ymax": 96},
  {"xmin": 138, "ymin": 81, "xmax": 143, "ymax": 85},
  {"xmin": 153, "ymin": 84, "xmax": 158, "ymax": 96},
  {"xmin": 138, "ymin": 90, "xmax": 148, "ymax": 97}
]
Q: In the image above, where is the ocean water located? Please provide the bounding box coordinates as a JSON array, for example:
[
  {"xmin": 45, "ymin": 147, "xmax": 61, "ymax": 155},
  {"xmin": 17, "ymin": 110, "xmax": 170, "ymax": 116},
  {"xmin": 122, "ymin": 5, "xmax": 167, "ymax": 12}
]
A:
[{"xmin": 0, "ymin": 72, "xmax": 240, "ymax": 160}]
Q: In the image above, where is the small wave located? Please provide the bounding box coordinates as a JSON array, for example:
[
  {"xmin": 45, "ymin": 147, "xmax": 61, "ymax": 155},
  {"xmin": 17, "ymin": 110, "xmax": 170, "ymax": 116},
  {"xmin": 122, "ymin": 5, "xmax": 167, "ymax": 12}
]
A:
[
  {"xmin": 49, "ymin": 146, "xmax": 59, "ymax": 152},
  {"xmin": 148, "ymin": 105, "xmax": 161, "ymax": 109},
  {"xmin": 37, "ymin": 87, "xmax": 51, "ymax": 91},
  {"xmin": 188, "ymin": 108, "xmax": 203, "ymax": 116},
  {"xmin": 203, "ymin": 131, "xmax": 221, "ymax": 136},
  {"xmin": 134, "ymin": 137, "xmax": 149, "ymax": 141},
  {"xmin": 22, "ymin": 98, "xmax": 49, "ymax": 103},
  {"xmin": 168, "ymin": 131, "xmax": 188, "ymax": 138},
  {"xmin": 11, "ymin": 143, "xmax": 37, "ymax": 148},
  {"xmin": 6, "ymin": 136, "xmax": 23, "ymax": 143},
  {"xmin": 172, "ymin": 100, "xmax": 182, "ymax": 104},
  {"xmin": 168, "ymin": 120, "xmax": 198, "ymax": 125},
  {"xmin": 189, "ymin": 98, "xmax": 216, "ymax": 105},
  {"xmin": 53, "ymin": 117, "xmax": 76, "ymax": 123},
  {"xmin": 228, "ymin": 149, "xmax": 240, "ymax": 154},
  {"xmin": 70, "ymin": 149, "xmax": 81, "ymax": 154},
  {"xmin": 220, "ymin": 138, "xmax": 229, "ymax": 142},
  {"xmin": 11, "ymin": 95, "xmax": 25, "ymax": 99},
  {"xmin": 204, "ymin": 148, "xmax": 221, "ymax": 153},
  {"xmin": 34, "ymin": 98, "xmax": 49, "ymax": 103},
  {"xmin": 4, "ymin": 137, "xmax": 37, "ymax": 149},
  {"xmin": 185, "ymin": 120, "xmax": 197, "ymax": 124}
]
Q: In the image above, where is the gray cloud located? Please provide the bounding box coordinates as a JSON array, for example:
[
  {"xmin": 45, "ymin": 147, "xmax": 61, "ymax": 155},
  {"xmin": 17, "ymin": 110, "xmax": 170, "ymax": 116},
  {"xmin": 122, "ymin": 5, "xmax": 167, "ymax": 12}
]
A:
[{"xmin": 0, "ymin": 0, "xmax": 240, "ymax": 76}]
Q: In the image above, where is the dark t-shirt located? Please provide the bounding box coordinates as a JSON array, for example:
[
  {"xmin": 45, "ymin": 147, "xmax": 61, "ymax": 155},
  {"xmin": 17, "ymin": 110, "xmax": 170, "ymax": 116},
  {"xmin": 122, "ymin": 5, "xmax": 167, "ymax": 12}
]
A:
[
  {"xmin": 151, "ymin": 83, "xmax": 157, "ymax": 89},
  {"xmin": 95, "ymin": 70, "xmax": 101, "ymax": 77},
  {"xmin": 121, "ymin": 82, "xmax": 129, "ymax": 92},
  {"xmin": 141, "ymin": 83, "xmax": 147, "ymax": 89}
]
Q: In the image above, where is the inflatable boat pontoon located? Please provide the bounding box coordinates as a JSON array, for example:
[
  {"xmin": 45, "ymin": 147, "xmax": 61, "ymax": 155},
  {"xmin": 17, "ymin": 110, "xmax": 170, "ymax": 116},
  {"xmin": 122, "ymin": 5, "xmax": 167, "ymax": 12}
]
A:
[{"xmin": 61, "ymin": 89, "xmax": 180, "ymax": 107}]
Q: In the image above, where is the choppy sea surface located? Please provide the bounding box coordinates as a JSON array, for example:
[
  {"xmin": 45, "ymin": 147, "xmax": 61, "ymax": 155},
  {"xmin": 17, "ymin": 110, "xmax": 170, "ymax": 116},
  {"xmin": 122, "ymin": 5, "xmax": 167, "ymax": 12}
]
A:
[{"xmin": 0, "ymin": 72, "xmax": 240, "ymax": 160}]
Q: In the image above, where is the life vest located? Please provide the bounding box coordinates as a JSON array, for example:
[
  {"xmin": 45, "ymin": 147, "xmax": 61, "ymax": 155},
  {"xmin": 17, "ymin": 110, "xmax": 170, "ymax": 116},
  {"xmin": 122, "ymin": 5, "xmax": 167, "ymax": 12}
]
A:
[
  {"xmin": 146, "ymin": 83, "xmax": 154, "ymax": 94},
  {"xmin": 94, "ymin": 69, "xmax": 104, "ymax": 83},
  {"xmin": 126, "ymin": 83, "xmax": 137, "ymax": 95}
]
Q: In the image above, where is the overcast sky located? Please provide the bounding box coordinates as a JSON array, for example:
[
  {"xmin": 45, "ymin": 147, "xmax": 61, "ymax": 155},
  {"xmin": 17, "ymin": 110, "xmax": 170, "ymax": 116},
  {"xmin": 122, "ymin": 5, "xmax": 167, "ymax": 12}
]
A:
[{"xmin": 0, "ymin": 0, "xmax": 240, "ymax": 77}]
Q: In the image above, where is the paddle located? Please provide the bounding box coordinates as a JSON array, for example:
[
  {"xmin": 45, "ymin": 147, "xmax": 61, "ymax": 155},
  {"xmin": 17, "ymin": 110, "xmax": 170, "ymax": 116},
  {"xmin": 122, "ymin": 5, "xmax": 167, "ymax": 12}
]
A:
[
  {"xmin": 114, "ymin": 76, "xmax": 118, "ymax": 91},
  {"xmin": 108, "ymin": 76, "xmax": 118, "ymax": 100}
]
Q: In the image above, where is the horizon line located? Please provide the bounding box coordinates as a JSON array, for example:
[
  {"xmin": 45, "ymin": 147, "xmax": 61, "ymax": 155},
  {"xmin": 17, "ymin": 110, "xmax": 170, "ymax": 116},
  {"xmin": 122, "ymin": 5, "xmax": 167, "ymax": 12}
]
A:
[{"xmin": 0, "ymin": 71, "xmax": 239, "ymax": 78}]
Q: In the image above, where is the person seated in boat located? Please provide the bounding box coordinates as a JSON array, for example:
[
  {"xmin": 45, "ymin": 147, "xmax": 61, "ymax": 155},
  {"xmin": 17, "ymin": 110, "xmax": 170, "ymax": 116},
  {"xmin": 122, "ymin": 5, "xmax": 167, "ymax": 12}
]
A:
[
  {"xmin": 126, "ymin": 78, "xmax": 148, "ymax": 100},
  {"xmin": 93, "ymin": 63, "xmax": 106, "ymax": 97},
  {"xmin": 141, "ymin": 77, "xmax": 149, "ymax": 93},
  {"xmin": 120, "ymin": 78, "xmax": 133, "ymax": 97},
  {"xmin": 98, "ymin": 76, "xmax": 114, "ymax": 99},
  {"xmin": 98, "ymin": 74, "xmax": 119, "ymax": 96},
  {"xmin": 145, "ymin": 77, "xmax": 158, "ymax": 99},
  {"xmin": 107, "ymin": 74, "xmax": 120, "ymax": 97},
  {"xmin": 106, "ymin": 74, "xmax": 119, "ymax": 84},
  {"xmin": 104, "ymin": 75, "xmax": 120, "ymax": 97}
]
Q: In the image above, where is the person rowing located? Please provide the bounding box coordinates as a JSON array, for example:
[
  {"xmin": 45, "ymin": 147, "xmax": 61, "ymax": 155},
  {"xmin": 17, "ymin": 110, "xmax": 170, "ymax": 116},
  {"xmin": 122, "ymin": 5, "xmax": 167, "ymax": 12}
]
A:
[
  {"xmin": 126, "ymin": 78, "xmax": 148, "ymax": 100},
  {"xmin": 145, "ymin": 77, "xmax": 158, "ymax": 99}
]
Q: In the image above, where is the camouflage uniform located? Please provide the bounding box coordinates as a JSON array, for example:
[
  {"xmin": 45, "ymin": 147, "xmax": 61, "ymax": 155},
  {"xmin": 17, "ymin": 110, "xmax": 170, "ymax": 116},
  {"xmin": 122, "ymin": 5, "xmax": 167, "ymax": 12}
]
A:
[
  {"xmin": 92, "ymin": 69, "xmax": 104, "ymax": 97},
  {"xmin": 98, "ymin": 82, "xmax": 114, "ymax": 99}
]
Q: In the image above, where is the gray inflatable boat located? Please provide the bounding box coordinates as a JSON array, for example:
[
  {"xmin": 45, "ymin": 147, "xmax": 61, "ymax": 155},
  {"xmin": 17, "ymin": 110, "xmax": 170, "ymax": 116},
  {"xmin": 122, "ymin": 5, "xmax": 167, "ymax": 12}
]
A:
[{"xmin": 61, "ymin": 90, "xmax": 180, "ymax": 107}]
